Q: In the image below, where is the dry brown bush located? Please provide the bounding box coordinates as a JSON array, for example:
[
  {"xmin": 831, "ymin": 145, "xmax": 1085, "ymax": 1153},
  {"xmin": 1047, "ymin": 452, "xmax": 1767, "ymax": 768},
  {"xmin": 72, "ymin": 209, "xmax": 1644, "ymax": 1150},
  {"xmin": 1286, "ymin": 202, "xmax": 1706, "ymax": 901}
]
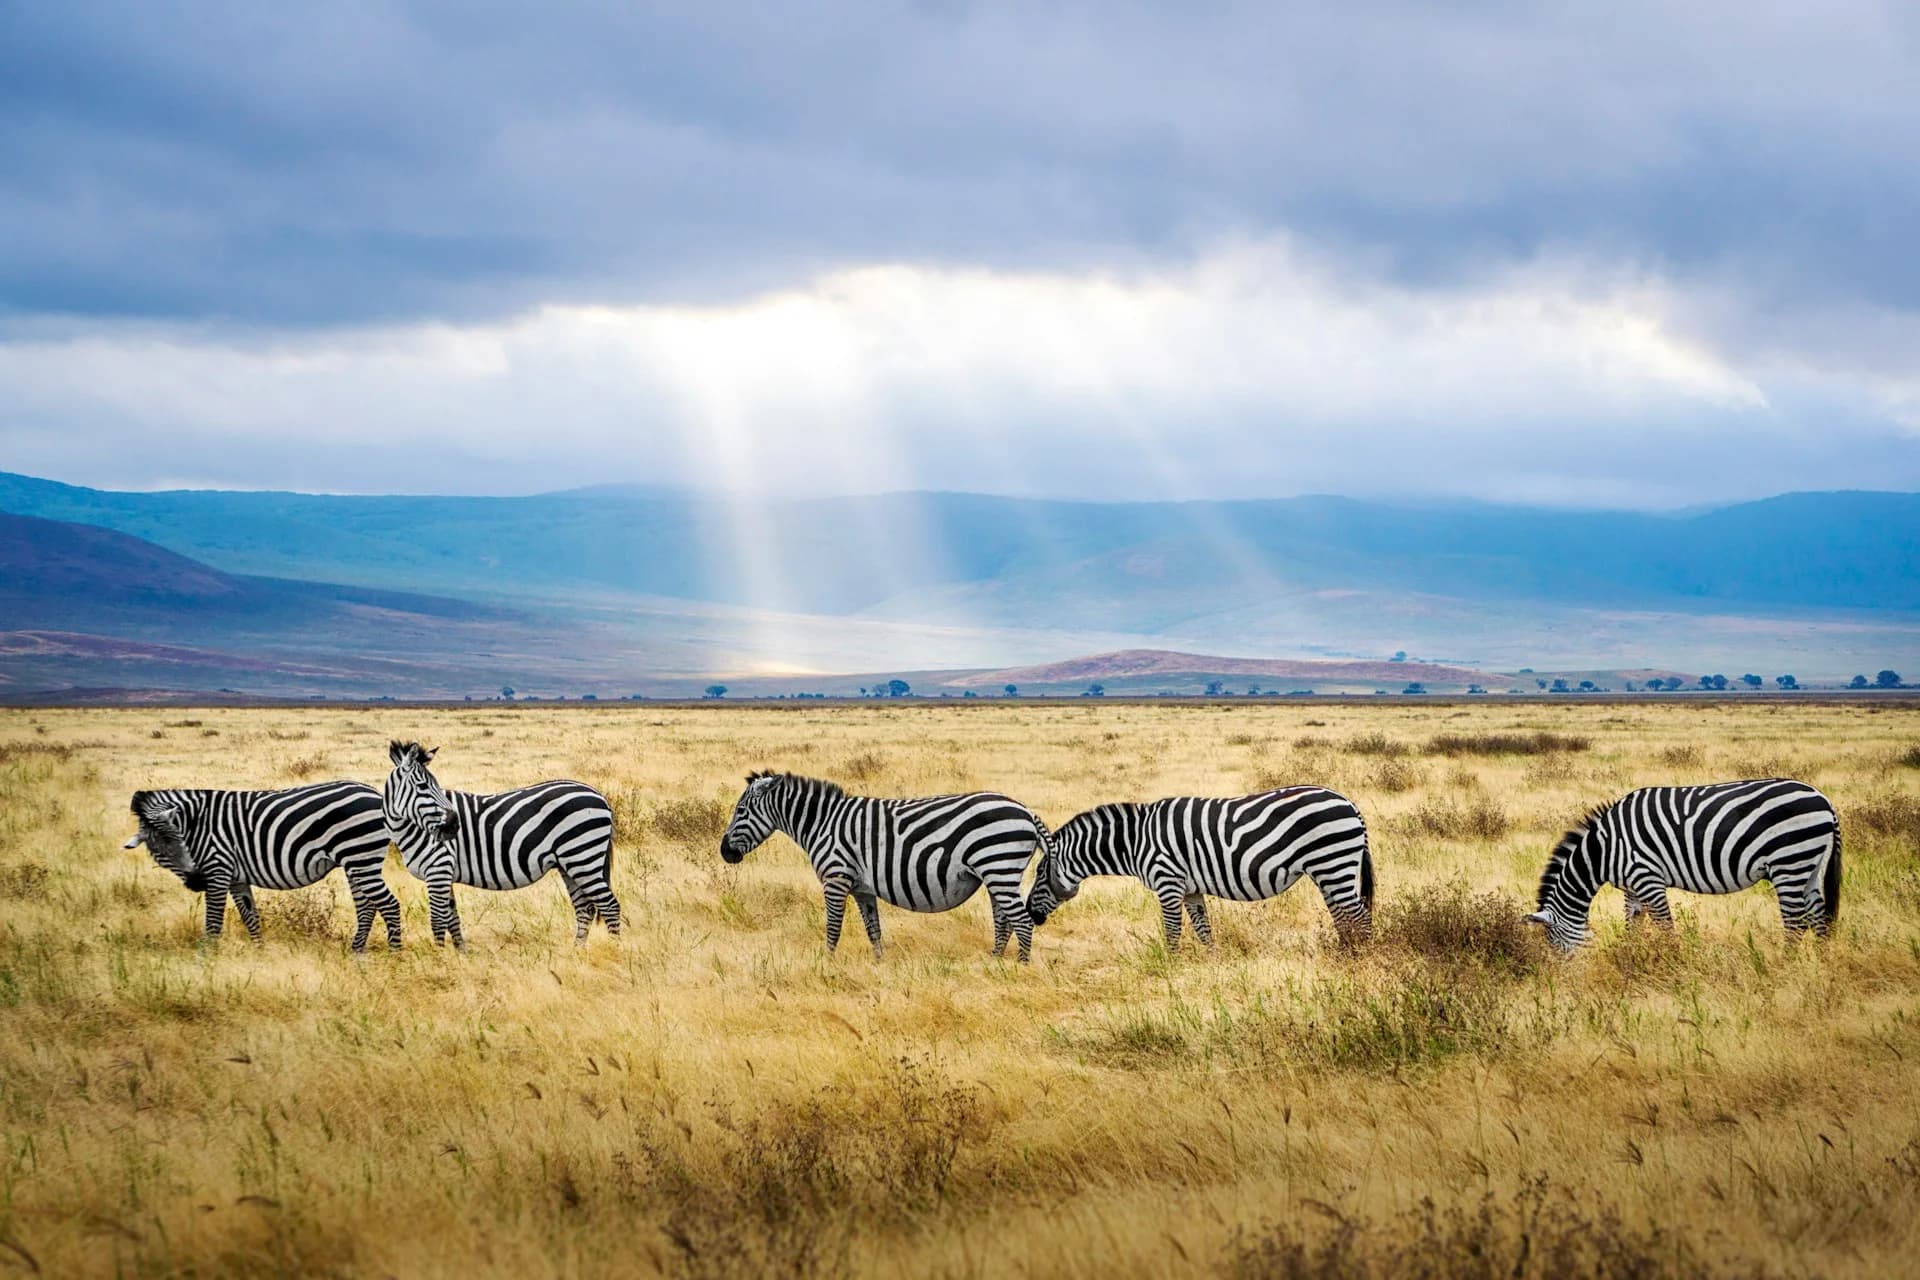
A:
[{"xmin": 1426, "ymin": 731, "xmax": 1591, "ymax": 757}]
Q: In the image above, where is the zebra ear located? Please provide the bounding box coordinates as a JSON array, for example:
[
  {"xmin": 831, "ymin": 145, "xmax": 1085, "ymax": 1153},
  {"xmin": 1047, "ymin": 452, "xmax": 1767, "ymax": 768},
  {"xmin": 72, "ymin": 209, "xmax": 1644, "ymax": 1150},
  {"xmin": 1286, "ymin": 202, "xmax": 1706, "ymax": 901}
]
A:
[
  {"xmin": 423, "ymin": 746, "xmax": 438, "ymax": 762},
  {"xmin": 388, "ymin": 741, "xmax": 406, "ymax": 766}
]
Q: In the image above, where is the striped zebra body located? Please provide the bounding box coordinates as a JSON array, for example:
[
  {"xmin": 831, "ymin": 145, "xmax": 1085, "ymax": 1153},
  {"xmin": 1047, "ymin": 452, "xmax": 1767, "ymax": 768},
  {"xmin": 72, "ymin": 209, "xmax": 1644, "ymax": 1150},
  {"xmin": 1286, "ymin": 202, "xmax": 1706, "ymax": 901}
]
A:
[
  {"xmin": 1025, "ymin": 786, "xmax": 1374, "ymax": 949},
  {"xmin": 1528, "ymin": 778, "xmax": 1841, "ymax": 951},
  {"xmin": 125, "ymin": 781, "xmax": 400, "ymax": 950},
  {"xmin": 720, "ymin": 771, "xmax": 1049, "ymax": 960},
  {"xmin": 384, "ymin": 742, "xmax": 620, "ymax": 947}
]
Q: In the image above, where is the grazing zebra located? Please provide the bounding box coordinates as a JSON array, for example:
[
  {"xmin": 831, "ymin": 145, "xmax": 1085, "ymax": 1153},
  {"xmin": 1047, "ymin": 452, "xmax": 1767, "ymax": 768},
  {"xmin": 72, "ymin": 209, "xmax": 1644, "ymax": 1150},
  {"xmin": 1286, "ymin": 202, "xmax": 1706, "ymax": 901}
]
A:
[
  {"xmin": 124, "ymin": 781, "xmax": 402, "ymax": 950},
  {"xmin": 1024, "ymin": 787, "xmax": 1375, "ymax": 949},
  {"xmin": 1527, "ymin": 778, "xmax": 1841, "ymax": 952},
  {"xmin": 720, "ymin": 771, "xmax": 1050, "ymax": 961},
  {"xmin": 383, "ymin": 741, "xmax": 620, "ymax": 947}
]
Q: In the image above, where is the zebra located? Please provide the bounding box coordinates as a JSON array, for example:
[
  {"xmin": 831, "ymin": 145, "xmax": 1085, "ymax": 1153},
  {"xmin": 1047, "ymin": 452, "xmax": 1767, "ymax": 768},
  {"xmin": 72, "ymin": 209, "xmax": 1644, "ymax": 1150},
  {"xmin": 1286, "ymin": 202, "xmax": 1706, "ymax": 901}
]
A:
[
  {"xmin": 124, "ymin": 781, "xmax": 402, "ymax": 951},
  {"xmin": 720, "ymin": 771, "xmax": 1050, "ymax": 961},
  {"xmin": 382, "ymin": 741, "xmax": 621, "ymax": 947},
  {"xmin": 1526, "ymin": 778, "xmax": 1841, "ymax": 952},
  {"xmin": 1024, "ymin": 787, "xmax": 1375, "ymax": 949}
]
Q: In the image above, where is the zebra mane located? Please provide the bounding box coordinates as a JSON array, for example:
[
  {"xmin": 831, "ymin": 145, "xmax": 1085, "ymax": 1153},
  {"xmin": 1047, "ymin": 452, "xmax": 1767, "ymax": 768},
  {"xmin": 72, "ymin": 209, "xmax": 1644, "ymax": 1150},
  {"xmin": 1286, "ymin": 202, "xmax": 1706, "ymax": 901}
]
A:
[
  {"xmin": 746, "ymin": 770, "xmax": 845, "ymax": 799},
  {"xmin": 130, "ymin": 790, "xmax": 151, "ymax": 814},
  {"xmin": 1536, "ymin": 801, "xmax": 1611, "ymax": 909}
]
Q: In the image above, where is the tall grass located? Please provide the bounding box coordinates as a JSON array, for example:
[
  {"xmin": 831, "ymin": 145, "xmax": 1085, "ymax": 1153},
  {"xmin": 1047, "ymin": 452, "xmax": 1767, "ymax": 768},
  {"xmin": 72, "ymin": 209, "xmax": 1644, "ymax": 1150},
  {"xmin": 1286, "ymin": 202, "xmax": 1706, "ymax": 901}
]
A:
[{"xmin": 0, "ymin": 701, "xmax": 1916, "ymax": 1277}]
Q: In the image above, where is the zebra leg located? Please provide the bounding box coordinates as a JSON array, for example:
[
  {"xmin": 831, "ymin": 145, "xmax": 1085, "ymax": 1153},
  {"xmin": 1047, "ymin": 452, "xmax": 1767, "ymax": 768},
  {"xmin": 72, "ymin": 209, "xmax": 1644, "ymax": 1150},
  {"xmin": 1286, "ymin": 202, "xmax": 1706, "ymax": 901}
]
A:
[
  {"xmin": 1185, "ymin": 894, "xmax": 1215, "ymax": 948},
  {"xmin": 1153, "ymin": 885, "xmax": 1185, "ymax": 952},
  {"xmin": 593, "ymin": 884, "xmax": 622, "ymax": 937},
  {"xmin": 982, "ymin": 880, "xmax": 1034, "ymax": 962},
  {"xmin": 429, "ymin": 878, "xmax": 466, "ymax": 951},
  {"xmin": 822, "ymin": 876, "xmax": 852, "ymax": 954},
  {"xmin": 1772, "ymin": 872, "xmax": 1821, "ymax": 936},
  {"xmin": 855, "ymin": 892, "xmax": 883, "ymax": 958},
  {"xmin": 1309, "ymin": 868, "xmax": 1373, "ymax": 943},
  {"xmin": 1627, "ymin": 882, "xmax": 1674, "ymax": 932},
  {"xmin": 202, "ymin": 873, "xmax": 231, "ymax": 942},
  {"xmin": 562, "ymin": 876, "xmax": 595, "ymax": 944},
  {"xmin": 230, "ymin": 882, "xmax": 264, "ymax": 942},
  {"xmin": 343, "ymin": 862, "xmax": 399, "ymax": 952}
]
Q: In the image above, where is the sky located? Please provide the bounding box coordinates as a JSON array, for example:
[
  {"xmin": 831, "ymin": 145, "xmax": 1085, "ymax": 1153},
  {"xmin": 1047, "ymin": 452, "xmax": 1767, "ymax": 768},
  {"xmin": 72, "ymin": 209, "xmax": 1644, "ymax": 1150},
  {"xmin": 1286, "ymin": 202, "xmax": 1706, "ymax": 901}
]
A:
[{"xmin": 3, "ymin": 1, "xmax": 1919, "ymax": 506}]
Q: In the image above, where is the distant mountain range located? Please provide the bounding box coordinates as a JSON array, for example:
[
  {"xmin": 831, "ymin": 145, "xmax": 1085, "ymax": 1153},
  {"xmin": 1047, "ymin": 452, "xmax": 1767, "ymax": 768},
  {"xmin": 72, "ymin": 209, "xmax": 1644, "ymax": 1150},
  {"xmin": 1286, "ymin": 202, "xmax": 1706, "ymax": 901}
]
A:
[{"xmin": 1, "ymin": 470, "xmax": 1915, "ymax": 699}]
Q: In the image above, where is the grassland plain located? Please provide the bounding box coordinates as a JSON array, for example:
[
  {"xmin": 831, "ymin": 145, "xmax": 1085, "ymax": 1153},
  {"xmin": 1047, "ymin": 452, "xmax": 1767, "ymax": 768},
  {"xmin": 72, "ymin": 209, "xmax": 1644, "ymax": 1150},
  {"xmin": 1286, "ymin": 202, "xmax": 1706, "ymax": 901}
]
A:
[{"xmin": 2, "ymin": 701, "xmax": 1919, "ymax": 1278}]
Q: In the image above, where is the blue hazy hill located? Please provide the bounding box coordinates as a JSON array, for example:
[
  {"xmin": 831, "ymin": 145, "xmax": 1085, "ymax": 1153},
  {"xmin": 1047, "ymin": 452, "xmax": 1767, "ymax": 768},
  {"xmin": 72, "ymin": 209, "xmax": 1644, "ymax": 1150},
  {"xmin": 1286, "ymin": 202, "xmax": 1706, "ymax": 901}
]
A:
[{"xmin": 1, "ymin": 470, "xmax": 1913, "ymax": 621}]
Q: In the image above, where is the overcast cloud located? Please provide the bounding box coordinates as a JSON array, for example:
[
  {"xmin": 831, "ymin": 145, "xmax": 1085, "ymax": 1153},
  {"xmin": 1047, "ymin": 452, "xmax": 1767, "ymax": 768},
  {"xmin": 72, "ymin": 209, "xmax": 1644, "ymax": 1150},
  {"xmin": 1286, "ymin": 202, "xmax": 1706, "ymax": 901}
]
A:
[{"xmin": 2, "ymin": 1, "xmax": 1918, "ymax": 502}]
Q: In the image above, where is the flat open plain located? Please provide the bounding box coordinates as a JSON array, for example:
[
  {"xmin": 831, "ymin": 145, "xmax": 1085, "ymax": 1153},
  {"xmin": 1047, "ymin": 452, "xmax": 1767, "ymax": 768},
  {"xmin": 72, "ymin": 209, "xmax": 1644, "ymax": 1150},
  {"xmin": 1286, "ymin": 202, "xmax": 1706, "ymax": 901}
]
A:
[{"xmin": 2, "ymin": 701, "xmax": 1918, "ymax": 1277}]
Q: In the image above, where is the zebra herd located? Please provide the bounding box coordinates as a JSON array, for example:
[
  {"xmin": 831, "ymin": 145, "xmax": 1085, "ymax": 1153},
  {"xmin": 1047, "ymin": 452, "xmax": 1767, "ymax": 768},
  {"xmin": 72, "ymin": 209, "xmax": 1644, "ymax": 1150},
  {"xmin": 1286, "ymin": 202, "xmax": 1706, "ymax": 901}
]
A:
[{"xmin": 125, "ymin": 743, "xmax": 1844, "ymax": 958}]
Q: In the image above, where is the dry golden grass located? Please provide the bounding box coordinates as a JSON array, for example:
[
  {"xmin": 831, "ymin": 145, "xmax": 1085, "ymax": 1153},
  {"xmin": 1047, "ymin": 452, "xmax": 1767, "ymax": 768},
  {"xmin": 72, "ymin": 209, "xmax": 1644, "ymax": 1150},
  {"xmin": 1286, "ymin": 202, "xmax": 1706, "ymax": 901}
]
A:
[{"xmin": 1, "ymin": 701, "xmax": 1918, "ymax": 1277}]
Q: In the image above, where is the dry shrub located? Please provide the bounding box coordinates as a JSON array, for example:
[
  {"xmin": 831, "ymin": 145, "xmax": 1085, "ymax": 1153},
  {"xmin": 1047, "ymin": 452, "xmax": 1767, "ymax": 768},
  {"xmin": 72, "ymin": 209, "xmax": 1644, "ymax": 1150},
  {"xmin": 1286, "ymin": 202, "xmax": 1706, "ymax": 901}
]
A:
[
  {"xmin": 1851, "ymin": 791, "xmax": 1920, "ymax": 843},
  {"xmin": 1379, "ymin": 880, "xmax": 1541, "ymax": 975},
  {"xmin": 1898, "ymin": 745, "xmax": 1920, "ymax": 769},
  {"xmin": 1426, "ymin": 732, "xmax": 1591, "ymax": 757},
  {"xmin": 652, "ymin": 797, "xmax": 730, "ymax": 845},
  {"xmin": 1402, "ymin": 795, "xmax": 1511, "ymax": 841},
  {"xmin": 1522, "ymin": 754, "xmax": 1579, "ymax": 787},
  {"xmin": 1344, "ymin": 732, "xmax": 1410, "ymax": 758},
  {"xmin": 837, "ymin": 751, "xmax": 886, "ymax": 782},
  {"xmin": 262, "ymin": 885, "xmax": 339, "ymax": 940},
  {"xmin": 164, "ymin": 719, "xmax": 203, "ymax": 729},
  {"xmin": 1293, "ymin": 735, "xmax": 1332, "ymax": 750},
  {"xmin": 0, "ymin": 861, "xmax": 51, "ymax": 900},
  {"xmin": 1658, "ymin": 744, "xmax": 1703, "ymax": 767},
  {"xmin": 1278, "ymin": 968, "xmax": 1524, "ymax": 1070},
  {"xmin": 266, "ymin": 729, "xmax": 310, "ymax": 742},
  {"xmin": 1369, "ymin": 758, "xmax": 1423, "ymax": 794},
  {"xmin": 649, "ymin": 1058, "xmax": 992, "ymax": 1280},
  {"xmin": 0, "ymin": 741, "xmax": 76, "ymax": 764},
  {"xmin": 1225, "ymin": 732, "xmax": 1257, "ymax": 747},
  {"xmin": 1225, "ymin": 1176, "xmax": 1732, "ymax": 1280},
  {"xmin": 281, "ymin": 753, "xmax": 328, "ymax": 780}
]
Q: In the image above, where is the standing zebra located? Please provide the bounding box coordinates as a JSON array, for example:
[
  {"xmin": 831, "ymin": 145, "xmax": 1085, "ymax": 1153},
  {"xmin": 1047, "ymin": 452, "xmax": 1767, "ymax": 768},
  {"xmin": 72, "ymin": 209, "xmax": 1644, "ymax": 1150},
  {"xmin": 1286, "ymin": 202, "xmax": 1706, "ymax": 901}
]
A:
[
  {"xmin": 124, "ymin": 781, "xmax": 402, "ymax": 950},
  {"xmin": 720, "ymin": 771, "xmax": 1050, "ymax": 961},
  {"xmin": 1024, "ymin": 787, "xmax": 1375, "ymax": 949},
  {"xmin": 383, "ymin": 741, "xmax": 620, "ymax": 947},
  {"xmin": 1527, "ymin": 778, "xmax": 1841, "ymax": 952}
]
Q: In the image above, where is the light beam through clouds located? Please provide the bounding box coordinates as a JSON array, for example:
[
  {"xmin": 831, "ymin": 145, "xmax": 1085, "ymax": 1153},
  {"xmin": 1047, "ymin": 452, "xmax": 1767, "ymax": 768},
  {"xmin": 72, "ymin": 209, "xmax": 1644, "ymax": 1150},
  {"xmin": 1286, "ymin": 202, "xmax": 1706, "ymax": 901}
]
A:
[{"xmin": 7, "ymin": 236, "xmax": 1892, "ymax": 508}]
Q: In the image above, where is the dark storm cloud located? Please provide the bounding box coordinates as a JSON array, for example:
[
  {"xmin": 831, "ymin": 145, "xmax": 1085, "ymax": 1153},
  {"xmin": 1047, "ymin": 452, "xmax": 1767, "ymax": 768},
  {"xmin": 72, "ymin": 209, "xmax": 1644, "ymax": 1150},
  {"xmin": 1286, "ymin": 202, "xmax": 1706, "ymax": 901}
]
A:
[{"xmin": 4, "ymin": 1, "xmax": 1916, "ymax": 328}]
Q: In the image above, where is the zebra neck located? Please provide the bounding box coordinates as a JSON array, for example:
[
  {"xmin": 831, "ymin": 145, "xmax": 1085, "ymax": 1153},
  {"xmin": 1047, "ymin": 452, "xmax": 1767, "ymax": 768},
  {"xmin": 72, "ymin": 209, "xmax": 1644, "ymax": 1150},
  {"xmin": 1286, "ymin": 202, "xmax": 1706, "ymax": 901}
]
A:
[
  {"xmin": 769, "ymin": 783, "xmax": 837, "ymax": 858},
  {"xmin": 1065, "ymin": 807, "xmax": 1142, "ymax": 882},
  {"xmin": 1543, "ymin": 834, "xmax": 1604, "ymax": 915}
]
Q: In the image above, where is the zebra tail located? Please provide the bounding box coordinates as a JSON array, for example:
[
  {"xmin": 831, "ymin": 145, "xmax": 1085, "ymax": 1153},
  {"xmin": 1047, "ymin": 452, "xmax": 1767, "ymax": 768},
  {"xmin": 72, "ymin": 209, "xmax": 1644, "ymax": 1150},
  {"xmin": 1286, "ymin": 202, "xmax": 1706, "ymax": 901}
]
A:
[
  {"xmin": 1359, "ymin": 830, "xmax": 1376, "ymax": 914},
  {"xmin": 1822, "ymin": 821, "xmax": 1843, "ymax": 928}
]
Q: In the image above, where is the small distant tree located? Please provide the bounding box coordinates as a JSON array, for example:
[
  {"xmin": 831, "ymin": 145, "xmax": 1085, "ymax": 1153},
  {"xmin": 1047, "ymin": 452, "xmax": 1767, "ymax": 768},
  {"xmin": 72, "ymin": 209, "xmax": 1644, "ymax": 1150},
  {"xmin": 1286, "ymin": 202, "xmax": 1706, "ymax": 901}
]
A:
[
  {"xmin": 1578, "ymin": 680, "xmax": 1597, "ymax": 692},
  {"xmin": 704, "ymin": 684, "xmax": 728, "ymax": 699},
  {"xmin": 1391, "ymin": 650, "xmax": 1408, "ymax": 662},
  {"xmin": 858, "ymin": 687, "xmax": 868, "ymax": 697},
  {"xmin": 500, "ymin": 685, "xmax": 515, "ymax": 700},
  {"xmin": 1741, "ymin": 674, "xmax": 1763, "ymax": 689},
  {"xmin": 1623, "ymin": 682, "xmax": 1636, "ymax": 692},
  {"xmin": 1004, "ymin": 684, "xmax": 1018, "ymax": 698},
  {"xmin": 1468, "ymin": 684, "xmax": 1486, "ymax": 695},
  {"xmin": 1775, "ymin": 674, "xmax": 1797, "ymax": 689},
  {"xmin": 1204, "ymin": 680, "xmax": 1226, "ymax": 696},
  {"xmin": 1699, "ymin": 674, "xmax": 1729, "ymax": 691},
  {"xmin": 1536, "ymin": 679, "xmax": 1548, "ymax": 690},
  {"xmin": 963, "ymin": 690, "xmax": 977, "ymax": 698},
  {"xmin": 1551, "ymin": 678, "xmax": 1570, "ymax": 693},
  {"xmin": 1878, "ymin": 669, "xmax": 1903, "ymax": 688},
  {"xmin": 1086, "ymin": 683, "xmax": 1106, "ymax": 697},
  {"xmin": 1851, "ymin": 674, "xmax": 1870, "ymax": 689},
  {"xmin": 887, "ymin": 679, "xmax": 911, "ymax": 698},
  {"xmin": 1402, "ymin": 682, "xmax": 1426, "ymax": 695},
  {"xmin": 1246, "ymin": 684, "xmax": 1261, "ymax": 697}
]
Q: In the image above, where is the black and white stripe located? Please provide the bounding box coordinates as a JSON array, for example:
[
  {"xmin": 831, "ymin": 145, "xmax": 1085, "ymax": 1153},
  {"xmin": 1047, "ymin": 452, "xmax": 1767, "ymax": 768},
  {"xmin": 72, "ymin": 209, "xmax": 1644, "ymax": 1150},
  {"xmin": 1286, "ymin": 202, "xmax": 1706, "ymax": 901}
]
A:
[
  {"xmin": 720, "ymin": 771, "xmax": 1050, "ymax": 961},
  {"xmin": 383, "ymin": 741, "xmax": 620, "ymax": 948},
  {"xmin": 1024, "ymin": 786, "xmax": 1375, "ymax": 949},
  {"xmin": 125, "ymin": 781, "xmax": 401, "ymax": 950},
  {"xmin": 1527, "ymin": 778, "xmax": 1841, "ymax": 952}
]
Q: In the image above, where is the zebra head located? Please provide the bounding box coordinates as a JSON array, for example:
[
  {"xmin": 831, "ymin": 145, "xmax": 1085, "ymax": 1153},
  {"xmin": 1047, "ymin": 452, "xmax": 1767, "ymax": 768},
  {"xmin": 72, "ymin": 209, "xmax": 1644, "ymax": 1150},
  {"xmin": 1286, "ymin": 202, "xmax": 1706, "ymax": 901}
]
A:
[
  {"xmin": 721, "ymin": 771, "xmax": 782, "ymax": 863},
  {"xmin": 1526, "ymin": 820, "xmax": 1601, "ymax": 953},
  {"xmin": 386, "ymin": 741, "xmax": 459, "ymax": 843},
  {"xmin": 127, "ymin": 790, "xmax": 205, "ymax": 890},
  {"xmin": 1026, "ymin": 812, "xmax": 1096, "ymax": 926}
]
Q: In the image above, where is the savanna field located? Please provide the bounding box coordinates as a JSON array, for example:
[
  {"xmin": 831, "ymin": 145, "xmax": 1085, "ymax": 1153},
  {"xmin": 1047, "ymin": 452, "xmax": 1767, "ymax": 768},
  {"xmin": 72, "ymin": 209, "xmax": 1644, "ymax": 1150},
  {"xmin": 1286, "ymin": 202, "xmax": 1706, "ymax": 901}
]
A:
[{"xmin": 3, "ymin": 701, "xmax": 1920, "ymax": 1279}]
